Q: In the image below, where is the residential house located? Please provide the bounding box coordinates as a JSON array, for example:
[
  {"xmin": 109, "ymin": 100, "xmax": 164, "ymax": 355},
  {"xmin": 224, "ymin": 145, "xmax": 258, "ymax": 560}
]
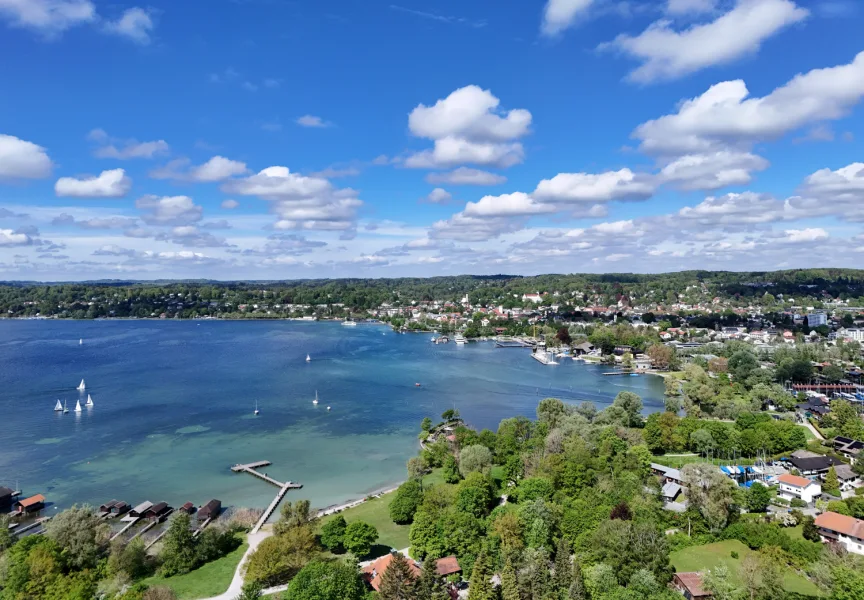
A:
[
  {"xmin": 362, "ymin": 552, "xmax": 421, "ymax": 591},
  {"xmin": 814, "ymin": 511, "xmax": 864, "ymax": 555},
  {"xmin": 789, "ymin": 455, "xmax": 845, "ymax": 476},
  {"xmin": 522, "ymin": 293, "xmax": 543, "ymax": 303},
  {"xmin": 651, "ymin": 463, "xmax": 683, "ymax": 484},
  {"xmin": 673, "ymin": 572, "xmax": 712, "ymax": 599},
  {"xmin": 435, "ymin": 556, "xmax": 461, "ymax": 578},
  {"xmin": 777, "ymin": 473, "xmax": 821, "ymax": 503},
  {"xmin": 831, "ymin": 464, "xmax": 859, "ymax": 491},
  {"xmin": 833, "ymin": 437, "xmax": 864, "ymax": 464}
]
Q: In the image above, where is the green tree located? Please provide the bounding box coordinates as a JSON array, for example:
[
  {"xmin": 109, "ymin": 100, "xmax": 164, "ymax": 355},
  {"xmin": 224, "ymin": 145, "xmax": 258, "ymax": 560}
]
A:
[
  {"xmin": 415, "ymin": 556, "xmax": 450, "ymax": 600},
  {"xmin": 443, "ymin": 454, "xmax": 462, "ymax": 484},
  {"xmin": 728, "ymin": 351, "xmax": 758, "ymax": 384},
  {"xmin": 459, "ymin": 444, "xmax": 493, "ymax": 476},
  {"xmin": 441, "ymin": 409, "xmax": 460, "ymax": 421},
  {"xmin": 456, "ymin": 473, "xmax": 495, "ymax": 518},
  {"xmin": 702, "ymin": 565, "xmax": 740, "ymax": 600},
  {"xmin": 234, "ymin": 581, "xmax": 263, "ymax": 600},
  {"xmin": 825, "ymin": 466, "xmax": 841, "ymax": 496},
  {"xmin": 467, "ymin": 550, "xmax": 495, "ymax": 600},
  {"xmin": 319, "ymin": 515, "xmax": 347, "ymax": 552},
  {"xmin": 43, "ymin": 504, "xmax": 110, "ymax": 570},
  {"xmin": 378, "ymin": 553, "xmax": 417, "ymax": 600},
  {"xmin": 681, "ymin": 463, "xmax": 737, "ymax": 532},
  {"xmin": 390, "ymin": 479, "xmax": 424, "ymax": 524},
  {"xmin": 274, "ymin": 500, "xmax": 316, "ymax": 536},
  {"xmin": 244, "ymin": 526, "xmax": 319, "ymax": 587},
  {"xmin": 343, "ymin": 521, "xmax": 378, "ymax": 557},
  {"xmin": 829, "ymin": 566, "xmax": 864, "ymax": 600},
  {"xmin": 421, "ymin": 417, "xmax": 433, "ymax": 432},
  {"xmin": 612, "ymin": 391, "xmax": 643, "ymax": 427},
  {"xmin": 537, "ymin": 397, "xmax": 568, "ymax": 428},
  {"xmin": 0, "ymin": 514, "xmax": 12, "ymax": 552},
  {"xmin": 690, "ymin": 429, "xmax": 716, "ymax": 454},
  {"xmin": 500, "ymin": 559, "xmax": 520, "ymax": 600},
  {"xmin": 284, "ymin": 560, "xmax": 366, "ymax": 600},
  {"xmin": 746, "ymin": 483, "xmax": 771, "ymax": 513},
  {"xmin": 553, "ymin": 536, "xmax": 573, "ymax": 595},
  {"xmin": 108, "ymin": 538, "xmax": 152, "ymax": 580},
  {"xmin": 160, "ymin": 512, "xmax": 198, "ymax": 577},
  {"xmin": 802, "ymin": 516, "xmax": 820, "ymax": 542}
]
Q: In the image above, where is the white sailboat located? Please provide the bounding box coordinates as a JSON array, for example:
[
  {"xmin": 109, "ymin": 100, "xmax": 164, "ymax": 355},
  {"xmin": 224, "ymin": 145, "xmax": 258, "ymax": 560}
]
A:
[
  {"xmin": 326, "ymin": 406, "xmax": 331, "ymax": 411},
  {"xmin": 54, "ymin": 399, "xmax": 63, "ymax": 412},
  {"xmin": 79, "ymin": 339, "xmax": 83, "ymax": 345},
  {"xmin": 85, "ymin": 394, "xmax": 94, "ymax": 408},
  {"xmin": 313, "ymin": 391, "xmax": 319, "ymax": 405},
  {"xmin": 74, "ymin": 399, "xmax": 82, "ymax": 413},
  {"xmin": 77, "ymin": 379, "xmax": 86, "ymax": 391},
  {"xmin": 63, "ymin": 399, "xmax": 69, "ymax": 414},
  {"xmin": 254, "ymin": 401, "xmax": 259, "ymax": 416},
  {"xmin": 306, "ymin": 354, "xmax": 311, "ymax": 362}
]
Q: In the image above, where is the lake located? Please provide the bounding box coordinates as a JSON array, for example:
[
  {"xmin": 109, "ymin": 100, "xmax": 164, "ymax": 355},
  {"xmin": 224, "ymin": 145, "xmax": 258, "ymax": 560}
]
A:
[{"xmin": 0, "ymin": 320, "xmax": 664, "ymax": 512}]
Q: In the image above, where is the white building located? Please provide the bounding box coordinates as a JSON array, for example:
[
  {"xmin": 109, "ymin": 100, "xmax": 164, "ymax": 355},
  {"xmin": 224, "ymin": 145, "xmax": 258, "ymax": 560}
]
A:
[
  {"xmin": 522, "ymin": 293, "xmax": 543, "ymax": 303},
  {"xmin": 838, "ymin": 328, "xmax": 864, "ymax": 342},
  {"xmin": 815, "ymin": 511, "xmax": 864, "ymax": 555},
  {"xmin": 807, "ymin": 312, "xmax": 828, "ymax": 327},
  {"xmin": 777, "ymin": 473, "xmax": 821, "ymax": 503}
]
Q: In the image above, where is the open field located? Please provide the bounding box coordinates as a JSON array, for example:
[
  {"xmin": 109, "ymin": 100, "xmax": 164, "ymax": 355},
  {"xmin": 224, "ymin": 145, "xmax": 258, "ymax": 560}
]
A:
[{"xmin": 141, "ymin": 537, "xmax": 248, "ymax": 600}]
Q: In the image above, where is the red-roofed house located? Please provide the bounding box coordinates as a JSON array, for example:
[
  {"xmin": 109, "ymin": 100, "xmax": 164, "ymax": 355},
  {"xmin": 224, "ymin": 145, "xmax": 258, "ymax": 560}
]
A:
[
  {"xmin": 777, "ymin": 473, "xmax": 821, "ymax": 503},
  {"xmin": 362, "ymin": 553, "xmax": 421, "ymax": 591},
  {"xmin": 14, "ymin": 494, "xmax": 45, "ymax": 515},
  {"xmin": 435, "ymin": 556, "xmax": 461, "ymax": 577},
  {"xmin": 815, "ymin": 511, "xmax": 864, "ymax": 555},
  {"xmin": 673, "ymin": 572, "xmax": 712, "ymax": 598}
]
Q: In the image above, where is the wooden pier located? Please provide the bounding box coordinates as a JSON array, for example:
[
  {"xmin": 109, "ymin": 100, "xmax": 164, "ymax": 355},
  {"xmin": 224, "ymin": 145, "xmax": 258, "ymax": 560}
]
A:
[
  {"xmin": 251, "ymin": 482, "xmax": 295, "ymax": 534},
  {"xmin": 232, "ymin": 460, "xmax": 303, "ymax": 534},
  {"xmin": 110, "ymin": 517, "xmax": 141, "ymax": 541},
  {"xmin": 231, "ymin": 461, "xmax": 271, "ymax": 472},
  {"xmin": 602, "ymin": 371, "xmax": 640, "ymax": 376}
]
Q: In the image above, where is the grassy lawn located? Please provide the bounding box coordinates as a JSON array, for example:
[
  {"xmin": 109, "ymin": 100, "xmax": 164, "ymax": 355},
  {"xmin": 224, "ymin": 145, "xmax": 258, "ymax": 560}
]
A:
[
  {"xmin": 652, "ymin": 454, "xmax": 758, "ymax": 468},
  {"xmin": 798, "ymin": 425, "xmax": 816, "ymax": 440},
  {"xmin": 141, "ymin": 538, "xmax": 248, "ymax": 600},
  {"xmin": 671, "ymin": 540, "xmax": 822, "ymax": 597}
]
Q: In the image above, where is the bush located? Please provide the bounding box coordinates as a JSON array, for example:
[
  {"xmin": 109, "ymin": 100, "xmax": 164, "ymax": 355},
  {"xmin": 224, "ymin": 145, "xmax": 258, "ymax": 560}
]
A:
[
  {"xmin": 790, "ymin": 498, "xmax": 807, "ymax": 508},
  {"xmin": 515, "ymin": 477, "xmax": 554, "ymax": 503},
  {"xmin": 319, "ymin": 515, "xmax": 347, "ymax": 552},
  {"xmin": 730, "ymin": 551, "xmax": 739, "ymax": 559},
  {"xmin": 389, "ymin": 479, "xmax": 424, "ymax": 525},
  {"xmin": 284, "ymin": 560, "xmax": 366, "ymax": 600}
]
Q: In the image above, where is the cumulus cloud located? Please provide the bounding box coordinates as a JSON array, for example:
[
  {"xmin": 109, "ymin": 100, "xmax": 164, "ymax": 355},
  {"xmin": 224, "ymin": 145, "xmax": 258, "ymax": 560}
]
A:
[
  {"xmin": 0, "ymin": 0, "xmax": 96, "ymax": 35},
  {"xmin": 52, "ymin": 213, "xmax": 138, "ymax": 229},
  {"xmin": 783, "ymin": 228, "xmax": 828, "ymax": 243},
  {"xmin": 424, "ymin": 188, "xmax": 453, "ymax": 204},
  {"xmin": 659, "ymin": 151, "xmax": 769, "ymax": 190},
  {"xmin": 89, "ymin": 129, "xmax": 169, "ymax": 160},
  {"xmin": 541, "ymin": 0, "xmax": 593, "ymax": 36},
  {"xmin": 221, "ymin": 199, "xmax": 239, "ymax": 209},
  {"xmin": 93, "ymin": 244, "xmax": 138, "ymax": 257},
  {"xmin": 103, "ymin": 7, "xmax": 153, "ymax": 44},
  {"xmin": 296, "ymin": 115, "xmax": 332, "ymax": 128},
  {"xmin": 406, "ymin": 86, "xmax": 531, "ymax": 169},
  {"xmin": 136, "ymin": 195, "xmax": 203, "ymax": 225},
  {"xmin": 430, "ymin": 212, "xmax": 528, "ymax": 242},
  {"xmin": 55, "ymin": 168, "xmax": 131, "ymax": 198},
  {"xmin": 425, "ymin": 167, "xmax": 507, "ymax": 186},
  {"xmin": 0, "ymin": 228, "xmax": 33, "ymax": 246},
  {"xmin": 788, "ymin": 162, "xmax": 864, "ymax": 221},
  {"xmin": 677, "ymin": 192, "xmax": 785, "ymax": 225},
  {"xmin": 155, "ymin": 226, "xmax": 232, "ymax": 248},
  {"xmin": 463, "ymin": 192, "xmax": 555, "ymax": 217},
  {"xmin": 151, "ymin": 156, "xmax": 248, "ymax": 182},
  {"xmin": 533, "ymin": 168, "xmax": 655, "ymax": 203},
  {"xmin": 666, "ymin": 0, "xmax": 717, "ymax": 15},
  {"xmin": 605, "ymin": 0, "xmax": 808, "ymax": 83},
  {"xmin": 633, "ymin": 51, "xmax": 864, "ymax": 154},
  {"xmin": 0, "ymin": 134, "xmax": 53, "ymax": 179}
]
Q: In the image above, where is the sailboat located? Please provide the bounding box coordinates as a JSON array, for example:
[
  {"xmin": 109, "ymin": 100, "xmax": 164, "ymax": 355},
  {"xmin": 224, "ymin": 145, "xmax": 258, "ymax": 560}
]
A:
[
  {"xmin": 77, "ymin": 379, "xmax": 86, "ymax": 392},
  {"xmin": 79, "ymin": 339, "xmax": 83, "ymax": 345},
  {"xmin": 74, "ymin": 399, "xmax": 82, "ymax": 413},
  {"xmin": 254, "ymin": 401, "xmax": 259, "ymax": 416},
  {"xmin": 326, "ymin": 406, "xmax": 331, "ymax": 411},
  {"xmin": 63, "ymin": 399, "xmax": 69, "ymax": 414},
  {"xmin": 306, "ymin": 354, "xmax": 311, "ymax": 362},
  {"xmin": 313, "ymin": 391, "xmax": 319, "ymax": 405},
  {"xmin": 85, "ymin": 394, "xmax": 94, "ymax": 408},
  {"xmin": 54, "ymin": 399, "xmax": 63, "ymax": 412}
]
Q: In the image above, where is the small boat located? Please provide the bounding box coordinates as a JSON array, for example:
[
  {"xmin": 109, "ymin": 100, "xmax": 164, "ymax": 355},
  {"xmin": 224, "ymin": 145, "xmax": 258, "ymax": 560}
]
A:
[
  {"xmin": 79, "ymin": 339, "xmax": 83, "ymax": 345},
  {"xmin": 254, "ymin": 401, "xmax": 260, "ymax": 416},
  {"xmin": 454, "ymin": 334, "xmax": 467, "ymax": 345},
  {"xmin": 326, "ymin": 406, "xmax": 331, "ymax": 411},
  {"xmin": 313, "ymin": 391, "xmax": 319, "ymax": 405},
  {"xmin": 63, "ymin": 399, "xmax": 69, "ymax": 414},
  {"xmin": 54, "ymin": 399, "xmax": 63, "ymax": 412},
  {"xmin": 306, "ymin": 354, "xmax": 311, "ymax": 362},
  {"xmin": 415, "ymin": 383, "xmax": 421, "ymax": 387},
  {"xmin": 342, "ymin": 320, "xmax": 357, "ymax": 327},
  {"xmin": 77, "ymin": 379, "xmax": 86, "ymax": 391},
  {"xmin": 85, "ymin": 394, "xmax": 94, "ymax": 407},
  {"xmin": 74, "ymin": 399, "xmax": 82, "ymax": 413}
]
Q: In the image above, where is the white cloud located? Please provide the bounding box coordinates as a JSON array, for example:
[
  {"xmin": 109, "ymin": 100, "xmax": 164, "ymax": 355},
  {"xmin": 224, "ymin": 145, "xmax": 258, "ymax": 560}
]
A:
[
  {"xmin": 136, "ymin": 195, "xmax": 203, "ymax": 225},
  {"xmin": 150, "ymin": 156, "xmax": 248, "ymax": 182},
  {"xmin": 89, "ymin": 129, "xmax": 169, "ymax": 160},
  {"xmin": 606, "ymin": 0, "xmax": 809, "ymax": 83},
  {"xmin": 55, "ymin": 168, "xmax": 131, "ymax": 198},
  {"xmin": 221, "ymin": 199, "xmax": 239, "ymax": 209},
  {"xmin": 666, "ymin": 0, "xmax": 717, "ymax": 15},
  {"xmin": 406, "ymin": 86, "xmax": 531, "ymax": 169},
  {"xmin": 541, "ymin": 0, "xmax": 593, "ymax": 36},
  {"xmin": 634, "ymin": 51, "xmax": 864, "ymax": 154},
  {"xmin": 0, "ymin": 228, "xmax": 32, "ymax": 246},
  {"xmin": 463, "ymin": 192, "xmax": 554, "ymax": 217},
  {"xmin": 0, "ymin": 0, "xmax": 95, "ymax": 35},
  {"xmin": 0, "ymin": 134, "xmax": 53, "ymax": 179},
  {"xmin": 783, "ymin": 228, "xmax": 828, "ymax": 243},
  {"xmin": 533, "ymin": 168, "xmax": 655, "ymax": 203},
  {"xmin": 103, "ymin": 7, "xmax": 153, "ymax": 44},
  {"xmin": 425, "ymin": 188, "xmax": 452, "ymax": 204},
  {"xmin": 659, "ymin": 151, "xmax": 769, "ymax": 190},
  {"xmin": 677, "ymin": 191, "xmax": 785, "ymax": 225},
  {"xmin": 430, "ymin": 212, "xmax": 527, "ymax": 242},
  {"xmin": 788, "ymin": 162, "xmax": 864, "ymax": 221},
  {"xmin": 296, "ymin": 115, "xmax": 332, "ymax": 128},
  {"xmin": 426, "ymin": 167, "xmax": 507, "ymax": 186}
]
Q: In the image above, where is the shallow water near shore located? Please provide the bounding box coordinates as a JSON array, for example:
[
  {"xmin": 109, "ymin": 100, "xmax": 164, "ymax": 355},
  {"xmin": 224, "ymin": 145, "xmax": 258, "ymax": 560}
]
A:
[{"xmin": 0, "ymin": 320, "xmax": 664, "ymax": 512}]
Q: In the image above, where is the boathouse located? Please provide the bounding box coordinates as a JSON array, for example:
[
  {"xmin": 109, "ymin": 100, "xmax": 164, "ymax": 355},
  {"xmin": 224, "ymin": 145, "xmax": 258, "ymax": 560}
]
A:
[
  {"xmin": 179, "ymin": 502, "xmax": 196, "ymax": 515},
  {"xmin": 144, "ymin": 502, "xmax": 171, "ymax": 521},
  {"xmin": 197, "ymin": 499, "xmax": 221, "ymax": 521},
  {"xmin": 129, "ymin": 501, "xmax": 153, "ymax": 518},
  {"xmin": 0, "ymin": 486, "xmax": 14, "ymax": 510},
  {"xmin": 15, "ymin": 494, "xmax": 45, "ymax": 515}
]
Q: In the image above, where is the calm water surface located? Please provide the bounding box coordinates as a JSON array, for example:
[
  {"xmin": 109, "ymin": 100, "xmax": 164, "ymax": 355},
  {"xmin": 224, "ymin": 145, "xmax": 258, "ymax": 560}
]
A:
[{"xmin": 0, "ymin": 320, "xmax": 664, "ymax": 512}]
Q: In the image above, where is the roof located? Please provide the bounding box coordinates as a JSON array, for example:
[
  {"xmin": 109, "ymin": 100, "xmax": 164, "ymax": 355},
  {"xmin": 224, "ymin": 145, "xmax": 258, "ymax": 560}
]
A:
[
  {"xmin": 362, "ymin": 553, "xmax": 420, "ymax": 591},
  {"xmin": 815, "ymin": 511, "xmax": 864, "ymax": 539},
  {"xmin": 789, "ymin": 456, "xmax": 843, "ymax": 471},
  {"xmin": 17, "ymin": 494, "xmax": 45, "ymax": 508},
  {"xmin": 435, "ymin": 556, "xmax": 461, "ymax": 576},
  {"xmin": 675, "ymin": 572, "xmax": 711, "ymax": 597},
  {"xmin": 0, "ymin": 487, "xmax": 14, "ymax": 497},
  {"xmin": 662, "ymin": 481, "xmax": 682, "ymax": 499},
  {"xmin": 834, "ymin": 464, "xmax": 857, "ymax": 480},
  {"xmin": 131, "ymin": 501, "xmax": 153, "ymax": 514},
  {"xmin": 778, "ymin": 473, "xmax": 816, "ymax": 488},
  {"xmin": 147, "ymin": 502, "xmax": 169, "ymax": 514},
  {"xmin": 791, "ymin": 450, "xmax": 821, "ymax": 459}
]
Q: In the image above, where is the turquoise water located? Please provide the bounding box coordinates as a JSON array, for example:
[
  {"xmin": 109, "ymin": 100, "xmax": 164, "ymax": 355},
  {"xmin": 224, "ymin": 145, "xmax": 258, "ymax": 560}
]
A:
[{"xmin": 0, "ymin": 320, "xmax": 664, "ymax": 512}]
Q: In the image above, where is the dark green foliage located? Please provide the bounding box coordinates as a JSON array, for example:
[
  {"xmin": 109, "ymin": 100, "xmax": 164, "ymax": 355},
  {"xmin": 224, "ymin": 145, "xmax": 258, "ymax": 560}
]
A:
[
  {"xmin": 320, "ymin": 515, "xmax": 347, "ymax": 552},
  {"xmin": 589, "ymin": 520, "xmax": 672, "ymax": 585},
  {"xmin": 443, "ymin": 454, "xmax": 462, "ymax": 484},
  {"xmin": 500, "ymin": 559, "xmax": 520, "ymax": 600},
  {"xmin": 455, "ymin": 473, "xmax": 494, "ymax": 518},
  {"xmin": 746, "ymin": 482, "xmax": 771, "ymax": 513},
  {"xmin": 390, "ymin": 479, "xmax": 424, "ymax": 524},
  {"xmin": 378, "ymin": 553, "xmax": 417, "ymax": 600},
  {"xmin": 516, "ymin": 477, "xmax": 555, "ymax": 503},
  {"xmin": 467, "ymin": 550, "xmax": 495, "ymax": 600},
  {"xmin": 415, "ymin": 556, "xmax": 451, "ymax": 600},
  {"xmin": 235, "ymin": 581, "xmax": 263, "ymax": 600},
  {"xmin": 159, "ymin": 512, "xmax": 198, "ymax": 577},
  {"xmin": 108, "ymin": 538, "xmax": 153, "ymax": 580},
  {"xmin": 802, "ymin": 516, "xmax": 821, "ymax": 542},
  {"xmin": 274, "ymin": 500, "xmax": 315, "ymax": 536},
  {"xmin": 343, "ymin": 521, "xmax": 378, "ymax": 557},
  {"xmin": 284, "ymin": 560, "xmax": 366, "ymax": 600},
  {"xmin": 43, "ymin": 504, "xmax": 110, "ymax": 570}
]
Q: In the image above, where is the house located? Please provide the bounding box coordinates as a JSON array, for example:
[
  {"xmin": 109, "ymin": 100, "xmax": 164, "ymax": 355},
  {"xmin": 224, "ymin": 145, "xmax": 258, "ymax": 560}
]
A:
[
  {"xmin": 814, "ymin": 511, "xmax": 864, "ymax": 555},
  {"xmin": 14, "ymin": 494, "xmax": 45, "ymax": 515},
  {"xmin": 522, "ymin": 293, "xmax": 543, "ymax": 303},
  {"xmin": 831, "ymin": 464, "xmax": 859, "ymax": 491},
  {"xmin": 144, "ymin": 502, "xmax": 171, "ymax": 521},
  {"xmin": 362, "ymin": 552, "xmax": 421, "ymax": 591},
  {"xmin": 572, "ymin": 341, "xmax": 595, "ymax": 355},
  {"xmin": 435, "ymin": 556, "xmax": 461, "ymax": 578},
  {"xmin": 834, "ymin": 437, "xmax": 864, "ymax": 464},
  {"xmin": 651, "ymin": 463, "xmax": 683, "ymax": 484},
  {"xmin": 0, "ymin": 486, "xmax": 14, "ymax": 510},
  {"xmin": 179, "ymin": 502, "xmax": 197, "ymax": 515},
  {"xmin": 777, "ymin": 473, "xmax": 821, "ymax": 503},
  {"xmin": 662, "ymin": 481, "xmax": 682, "ymax": 501},
  {"xmin": 673, "ymin": 572, "xmax": 712, "ymax": 598},
  {"xmin": 789, "ymin": 455, "xmax": 845, "ymax": 476},
  {"xmin": 197, "ymin": 499, "xmax": 221, "ymax": 521},
  {"xmin": 99, "ymin": 500, "xmax": 130, "ymax": 515},
  {"xmin": 129, "ymin": 501, "xmax": 153, "ymax": 518}
]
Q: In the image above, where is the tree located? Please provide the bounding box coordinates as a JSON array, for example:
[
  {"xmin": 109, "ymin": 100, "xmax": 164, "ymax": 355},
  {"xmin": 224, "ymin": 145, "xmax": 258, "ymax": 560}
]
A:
[
  {"xmin": 556, "ymin": 326, "xmax": 572, "ymax": 346},
  {"xmin": 516, "ymin": 477, "xmax": 554, "ymax": 503},
  {"xmin": 702, "ymin": 565, "xmax": 740, "ymax": 600},
  {"xmin": 746, "ymin": 483, "xmax": 771, "ymax": 513},
  {"xmin": 160, "ymin": 512, "xmax": 198, "ymax": 577},
  {"xmin": 728, "ymin": 351, "xmax": 758, "ymax": 383},
  {"xmin": 823, "ymin": 364, "xmax": 845, "ymax": 383},
  {"xmin": 43, "ymin": 504, "xmax": 110, "ymax": 570},
  {"xmin": 610, "ymin": 501, "xmax": 632, "ymax": 521},
  {"xmin": 443, "ymin": 454, "xmax": 462, "ymax": 484},
  {"xmin": 284, "ymin": 560, "xmax": 366, "ymax": 600},
  {"xmin": 109, "ymin": 538, "xmax": 151, "ymax": 580},
  {"xmin": 553, "ymin": 536, "xmax": 573, "ymax": 595},
  {"xmin": 319, "ymin": 515, "xmax": 347, "ymax": 552},
  {"xmin": 647, "ymin": 344, "xmax": 675, "ymax": 370},
  {"xmin": 613, "ymin": 391, "xmax": 643, "ymax": 427},
  {"xmin": 500, "ymin": 559, "xmax": 520, "ymax": 600},
  {"xmin": 378, "ymin": 553, "xmax": 417, "ymax": 600},
  {"xmin": 390, "ymin": 479, "xmax": 424, "ymax": 524},
  {"xmin": 234, "ymin": 581, "xmax": 262, "ymax": 600},
  {"xmin": 415, "ymin": 556, "xmax": 450, "ymax": 600},
  {"xmin": 274, "ymin": 500, "xmax": 316, "ymax": 536},
  {"xmin": 829, "ymin": 566, "xmax": 864, "ymax": 600},
  {"xmin": 690, "ymin": 429, "xmax": 716, "ymax": 455},
  {"xmin": 467, "ymin": 550, "xmax": 495, "ymax": 600},
  {"xmin": 245, "ymin": 526, "xmax": 319, "ymax": 586},
  {"xmin": 537, "ymin": 397, "xmax": 568, "ymax": 428},
  {"xmin": 459, "ymin": 444, "xmax": 492, "ymax": 476},
  {"xmin": 740, "ymin": 551, "xmax": 783, "ymax": 600},
  {"xmin": 421, "ymin": 417, "xmax": 433, "ymax": 432},
  {"xmin": 681, "ymin": 463, "xmax": 737, "ymax": 532},
  {"xmin": 441, "ymin": 409, "xmax": 460, "ymax": 422},
  {"xmin": 825, "ymin": 466, "xmax": 841, "ymax": 496},
  {"xmin": 802, "ymin": 516, "xmax": 821, "ymax": 542},
  {"xmin": 621, "ymin": 352, "xmax": 634, "ymax": 371},
  {"xmin": 0, "ymin": 514, "xmax": 13, "ymax": 552},
  {"xmin": 343, "ymin": 521, "xmax": 378, "ymax": 557}
]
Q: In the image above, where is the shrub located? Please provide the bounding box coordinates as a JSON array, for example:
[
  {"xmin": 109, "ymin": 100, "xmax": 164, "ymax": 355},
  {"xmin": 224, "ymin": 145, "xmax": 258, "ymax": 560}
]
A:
[
  {"xmin": 730, "ymin": 551, "xmax": 739, "ymax": 559},
  {"xmin": 790, "ymin": 498, "xmax": 807, "ymax": 508},
  {"xmin": 389, "ymin": 479, "xmax": 424, "ymax": 525}
]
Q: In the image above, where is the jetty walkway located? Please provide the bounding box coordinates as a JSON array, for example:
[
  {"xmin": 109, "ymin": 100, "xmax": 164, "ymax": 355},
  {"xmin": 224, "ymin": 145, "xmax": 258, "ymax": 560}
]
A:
[{"xmin": 230, "ymin": 460, "xmax": 303, "ymax": 534}]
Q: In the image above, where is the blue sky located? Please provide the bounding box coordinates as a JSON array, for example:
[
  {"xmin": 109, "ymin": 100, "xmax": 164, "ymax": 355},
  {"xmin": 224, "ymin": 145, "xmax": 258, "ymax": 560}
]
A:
[{"xmin": 1, "ymin": 0, "xmax": 863, "ymax": 280}]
